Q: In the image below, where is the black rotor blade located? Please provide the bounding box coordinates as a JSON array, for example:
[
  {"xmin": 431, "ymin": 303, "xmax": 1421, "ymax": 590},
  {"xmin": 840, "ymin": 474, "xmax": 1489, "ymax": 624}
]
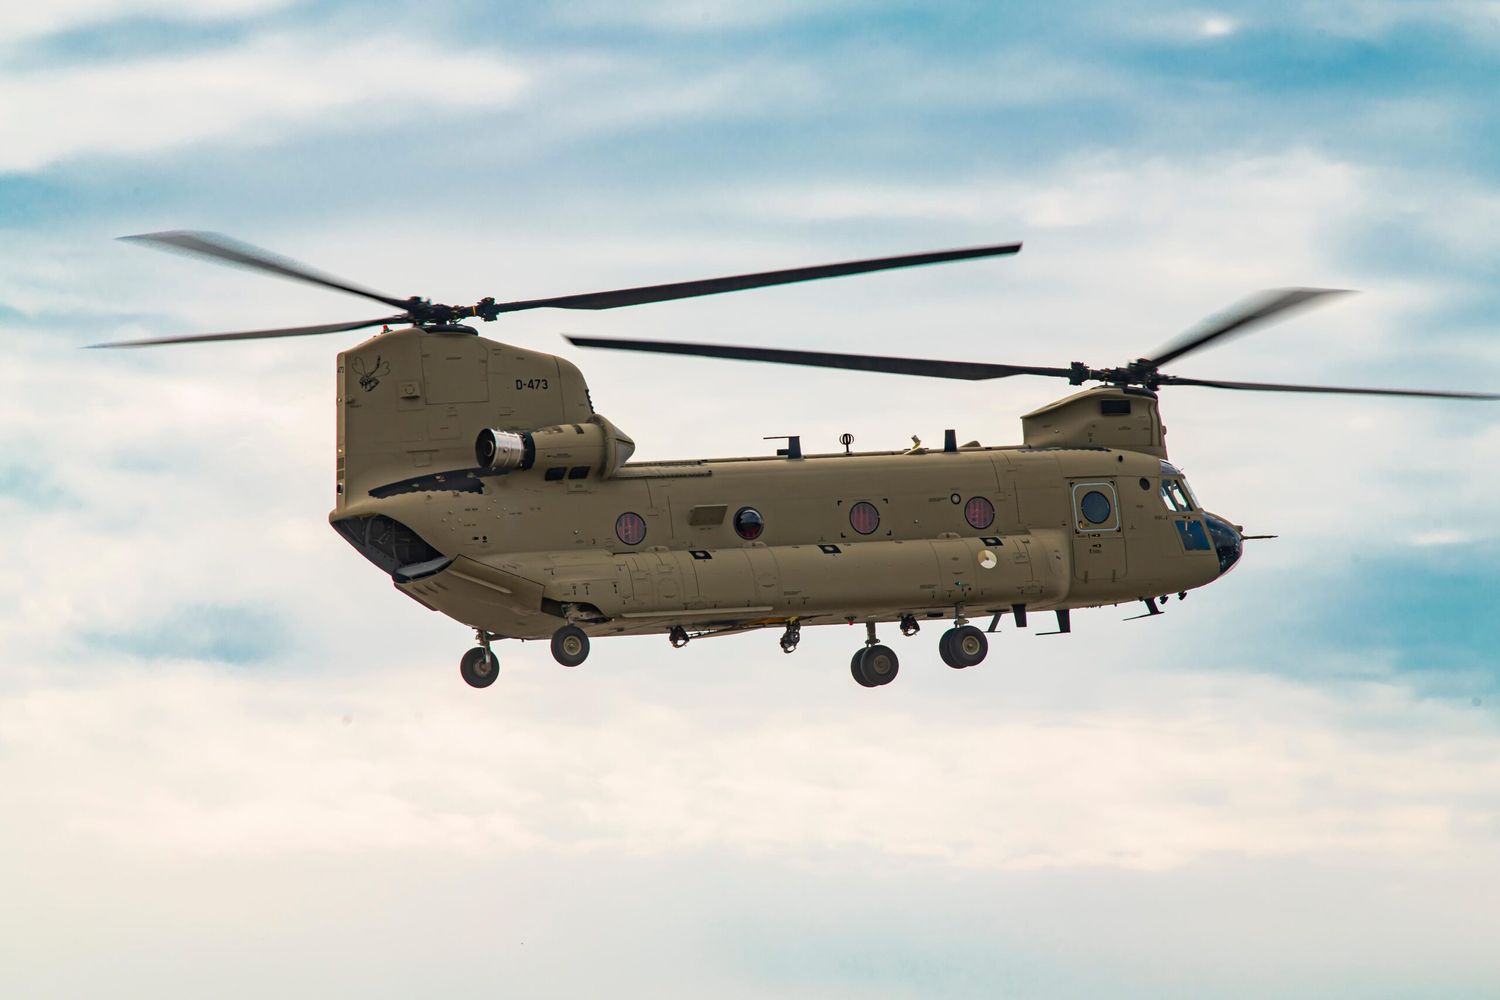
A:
[
  {"xmin": 566, "ymin": 335, "xmax": 1073, "ymax": 381},
  {"xmin": 499, "ymin": 243, "xmax": 1021, "ymax": 313},
  {"xmin": 87, "ymin": 315, "xmax": 411, "ymax": 348},
  {"xmin": 1160, "ymin": 375, "xmax": 1499, "ymax": 400},
  {"xmin": 121, "ymin": 231, "xmax": 413, "ymax": 311},
  {"xmin": 1146, "ymin": 288, "xmax": 1350, "ymax": 367}
]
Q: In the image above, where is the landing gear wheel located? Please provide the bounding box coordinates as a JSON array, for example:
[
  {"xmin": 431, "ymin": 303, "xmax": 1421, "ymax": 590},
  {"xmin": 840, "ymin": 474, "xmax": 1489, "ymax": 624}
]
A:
[
  {"xmin": 939, "ymin": 625, "xmax": 988, "ymax": 669},
  {"xmin": 851, "ymin": 650, "xmax": 877, "ymax": 688},
  {"xmin": 460, "ymin": 647, "xmax": 499, "ymax": 688},
  {"xmin": 855, "ymin": 644, "xmax": 899, "ymax": 686},
  {"xmin": 551, "ymin": 625, "xmax": 590, "ymax": 667}
]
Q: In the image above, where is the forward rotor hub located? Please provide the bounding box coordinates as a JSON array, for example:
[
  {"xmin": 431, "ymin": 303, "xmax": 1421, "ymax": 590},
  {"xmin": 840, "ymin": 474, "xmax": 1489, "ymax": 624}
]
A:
[{"xmin": 1069, "ymin": 359, "xmax": 1163, "ymax": 390}]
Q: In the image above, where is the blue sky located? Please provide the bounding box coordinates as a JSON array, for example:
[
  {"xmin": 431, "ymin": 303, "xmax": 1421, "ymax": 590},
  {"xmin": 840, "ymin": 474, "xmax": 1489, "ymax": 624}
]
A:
[{"xmin": 3, "ymin": 2, "xmax": 1500, "ymax": 997}]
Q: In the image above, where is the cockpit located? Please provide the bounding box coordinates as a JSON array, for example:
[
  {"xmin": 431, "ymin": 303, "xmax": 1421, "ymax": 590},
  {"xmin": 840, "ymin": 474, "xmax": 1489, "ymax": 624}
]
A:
[{"xmin": 1159, "ymin": 460, "xmax": 1241, "ymax": 575}]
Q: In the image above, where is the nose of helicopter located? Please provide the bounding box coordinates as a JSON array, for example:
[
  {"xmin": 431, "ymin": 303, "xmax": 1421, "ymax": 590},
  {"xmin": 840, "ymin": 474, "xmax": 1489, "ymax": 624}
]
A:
[{"xmin": 1203, "ymin": 511, "xmax": 1243, "ymax": 576}]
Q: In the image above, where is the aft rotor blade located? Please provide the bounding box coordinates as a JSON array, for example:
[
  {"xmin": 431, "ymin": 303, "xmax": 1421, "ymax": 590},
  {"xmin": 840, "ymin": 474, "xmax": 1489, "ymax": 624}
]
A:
[
  {"xmin": 1146, "ymin": 288, "xmax": 1350, "ymax": 367},
  {"xmin": 499, "ymin": 243, "xmax": 1022, "ymax": 313},
  {"xmin": 87, "ymin": 315, "xmax": 410, "ymax": 348},
  {"xmin": 1161, "ymin": 375, "xmax": 1500, "ymax": 400},
  {"xmin": 566, "ymin": 335, "xmax": 1073, "ymax": 381},
  {"xmin": 121, "ymin": 231, "xmax": 413, "ymax": 311}
]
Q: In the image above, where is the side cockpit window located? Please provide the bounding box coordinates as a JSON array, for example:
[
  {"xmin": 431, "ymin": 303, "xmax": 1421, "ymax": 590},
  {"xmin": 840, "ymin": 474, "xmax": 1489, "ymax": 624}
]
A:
[{"xmin": 1161, "ymin": 479, "xmax": 1195, "ymax": 512}]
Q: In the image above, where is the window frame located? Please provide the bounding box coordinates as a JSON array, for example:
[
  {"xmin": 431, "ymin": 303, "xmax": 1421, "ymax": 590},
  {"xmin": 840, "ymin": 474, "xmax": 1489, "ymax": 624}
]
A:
[{"xmin": 1071, "ymin": 481, "xmax": 1120, "ymax": 533}]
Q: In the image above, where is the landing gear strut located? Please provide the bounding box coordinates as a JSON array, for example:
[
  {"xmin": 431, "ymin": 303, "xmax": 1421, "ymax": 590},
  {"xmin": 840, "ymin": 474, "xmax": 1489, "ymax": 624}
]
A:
[
  {"xmin": 460, "ymin": 630, "xmax": 499, "ymax": 688},
  {"xmin": 851, "ymin": 622, "xmax": 899, "ymax": 687},
  {"xmin": 551, "ymin": 625, "xmax": 590, "ymax": 667}
]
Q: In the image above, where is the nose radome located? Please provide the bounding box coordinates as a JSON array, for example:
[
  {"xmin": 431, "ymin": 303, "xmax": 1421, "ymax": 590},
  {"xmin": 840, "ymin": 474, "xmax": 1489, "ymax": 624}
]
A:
[{"xmin": 1203, "ymin": 512, "xmax": 1243, "ymax": 576}]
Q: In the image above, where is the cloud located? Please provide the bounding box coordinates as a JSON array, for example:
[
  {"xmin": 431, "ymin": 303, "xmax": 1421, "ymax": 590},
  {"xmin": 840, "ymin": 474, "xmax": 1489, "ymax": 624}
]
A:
[
  {"xmin": 0, "ymin": 0, "xmax": 293, "ymax": 45},
  {"xmin": 85, "ymin": 602, "xmax": 287, "ymax": 663},
  {"xmin": 1200, "ymin": 14, "xmax": 1239, "ymax": 36},
  {"xmin": 548, "ymin": 0, "xmax": 846, "ymax": 32},
  {"xmin": 3, "ymin": 12, "xmax": 1499, "ymax": 994},
  {"xmin": 0, "ymin": 30, "xmax": 528, "ymax": 174},
  {"xmin": 3, "ymin": 651, "xmax": 1497, "ymax": 869}
]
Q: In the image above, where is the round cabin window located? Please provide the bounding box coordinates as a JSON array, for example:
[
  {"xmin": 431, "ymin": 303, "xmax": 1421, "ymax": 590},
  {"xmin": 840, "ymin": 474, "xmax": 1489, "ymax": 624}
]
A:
[
  {"xmin": 615, "ymin": 511, "xmax": 647, "ymax": 545},
  {"xmin": 733, "ymin": 507, "xmax": 765, "ymax": 541},
  {"xmin": 1080, "ymin": 490, "xmax": 1113, "ymax": 525},
  {"xmin": 849, "ymin": 501, "xmax": 880, "ymax": 535},
  {"xmin": 964, "ymin": 496, "xmax": 995, "ymax": 530}
]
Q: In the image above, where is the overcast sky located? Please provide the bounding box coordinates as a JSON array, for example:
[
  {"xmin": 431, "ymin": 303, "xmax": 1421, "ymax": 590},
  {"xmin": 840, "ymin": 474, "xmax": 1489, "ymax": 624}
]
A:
[{"xmin": 3, "ymin": 2, "xmax": 1499, "ymax": 997}]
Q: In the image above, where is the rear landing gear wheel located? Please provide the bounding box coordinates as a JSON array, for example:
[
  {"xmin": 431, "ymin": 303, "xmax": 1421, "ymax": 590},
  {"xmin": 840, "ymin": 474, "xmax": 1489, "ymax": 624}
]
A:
[
  {"xmin": 852, "ymin": 650, "xmax": 877, "ymax": 687},
  {"xmin": 460, "ymin": 647, "xmax": 499, "ymax": 688},
  {"xmin": 939, "ymin": 625, "xmax": 988, "ymax": 669},
  {"xmin": 551, "ymin": 625, "xmax": 590, "ymax": 667},
  {"xmin": 854, "ymin": 644, "xmax": 899, "ymax": 687}
]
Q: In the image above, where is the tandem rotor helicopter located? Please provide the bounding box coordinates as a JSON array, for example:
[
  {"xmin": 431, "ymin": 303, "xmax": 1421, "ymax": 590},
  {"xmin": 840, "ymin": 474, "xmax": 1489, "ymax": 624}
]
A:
[{"xmin": 98, "ymin": 233, "xmax": 1498, "ymax": 688}]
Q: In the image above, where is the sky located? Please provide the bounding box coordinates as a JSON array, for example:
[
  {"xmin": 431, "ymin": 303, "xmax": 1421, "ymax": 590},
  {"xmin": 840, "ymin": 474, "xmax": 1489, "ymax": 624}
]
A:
[{"xmin": 3, "ymin": 1, "xmax": 1500, "ymax": 996}]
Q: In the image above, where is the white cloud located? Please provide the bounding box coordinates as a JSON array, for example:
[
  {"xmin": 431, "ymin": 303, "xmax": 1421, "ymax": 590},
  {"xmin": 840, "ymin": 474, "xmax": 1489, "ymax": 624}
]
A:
[
  {"xmin": 3, "ymin": 23, "xmax": 1500, "ymax": 997},
  {"xmin": 549, "ymin": 0, "xmax": 841, "ymax": 32},
  {"xmin": 0, "ymin": 0, "xmax": 293, "ymax": 44},
  {"xmin": 6, "ymin": 6, "xmax": 1500, "ymax": 993},
  {"xmin": 1200, "ymin": 14, "xmax": 1238, "ymax": 36},
  {"xmin": 1411, "ymin": 528, "xmax": 1467, "ymax": 546},
  {"xmin": 0, "ymin": 30, "xmax": 528, "ymax": 173},
  {"xmin": 3, "ymin": 647, "xmax": 1497, "ymax": 870}
]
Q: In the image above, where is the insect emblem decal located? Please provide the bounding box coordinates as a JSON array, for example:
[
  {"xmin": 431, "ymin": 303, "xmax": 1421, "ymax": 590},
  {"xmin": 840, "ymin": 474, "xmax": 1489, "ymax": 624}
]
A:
[{"xmin": 353, "ymin": 354, "xmax": 390, "ymax": 392}]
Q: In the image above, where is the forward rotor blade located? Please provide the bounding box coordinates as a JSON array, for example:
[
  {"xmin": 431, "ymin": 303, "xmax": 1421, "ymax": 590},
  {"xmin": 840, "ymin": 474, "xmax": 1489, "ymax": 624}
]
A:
[
  {"xmin": 1146, "ymin": 288, "xmax": 1350, "ymax": 367},
  {"xmin": 499, "ymin": 243, "xmax": 1022, "ymax": 313},
  {"xmin": 566, "ymin": 335, "xmax": 1073, "ymax": 381},
  {"xmin": 88, "ymin": 315, "xmax": 410, "ymax": 348},
  {"xmin": 121, "ymin": 231, "xmax": 413, "ymax": 311},
  {"xmin": 1160, "ymin": 375, "xmax": 1499, "ymax": 400}
]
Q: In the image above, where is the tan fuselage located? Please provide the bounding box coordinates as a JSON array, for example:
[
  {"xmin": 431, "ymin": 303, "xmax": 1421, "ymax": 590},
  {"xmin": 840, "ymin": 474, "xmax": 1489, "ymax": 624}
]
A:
[{"xmin": 331, "ymin": 328, "xmax": 1233, "ymax": 642}]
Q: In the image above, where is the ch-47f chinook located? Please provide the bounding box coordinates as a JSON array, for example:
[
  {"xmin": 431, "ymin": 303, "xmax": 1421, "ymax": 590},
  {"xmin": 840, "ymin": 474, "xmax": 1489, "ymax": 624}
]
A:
[{"xmin": 98, "ymin": 232, "xmax": 1499, "ymax": 688}]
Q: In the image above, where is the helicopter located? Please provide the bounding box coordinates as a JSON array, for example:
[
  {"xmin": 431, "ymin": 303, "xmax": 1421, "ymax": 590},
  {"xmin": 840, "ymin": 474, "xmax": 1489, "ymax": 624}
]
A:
[{"xmin": 97, "ymin": 232, "xmax": 1498, "ymax": 688}]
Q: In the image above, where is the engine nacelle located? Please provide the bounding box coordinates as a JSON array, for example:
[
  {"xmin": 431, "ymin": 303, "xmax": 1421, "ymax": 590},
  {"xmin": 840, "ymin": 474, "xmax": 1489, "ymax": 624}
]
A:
[
  {"xmin": 474, "ymin": 429, "xmax": 535, "ymax": 471},
  {"xmin": 475, "ymin": 415, "xmax": 636, "ymax": 479}
]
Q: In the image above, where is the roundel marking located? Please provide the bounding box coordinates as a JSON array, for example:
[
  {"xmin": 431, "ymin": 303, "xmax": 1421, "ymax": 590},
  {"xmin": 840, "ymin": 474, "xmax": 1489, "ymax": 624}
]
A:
[
  {"xmin": 733, "ymin": 506, "xmax": 765, "ymax": 541},
  {"xmin": 849, "ymin": 501, "xmax": 880, "ymax": 535},
  {"xmin": 964, "ymin": 496, "xmax": 995, "ymax": 531},
  {"xmin": 615, "ymin": 511, "xmax": 647, "ymax": 545}
]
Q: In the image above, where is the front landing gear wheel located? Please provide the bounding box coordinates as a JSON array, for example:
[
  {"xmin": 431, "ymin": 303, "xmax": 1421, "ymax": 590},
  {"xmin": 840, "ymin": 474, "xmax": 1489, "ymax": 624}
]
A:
[
  {"xmin": 551, "ymin": 625, "xmax": 590, "ymax": 667},
  {"xmin": 460, "ymin": 647, "xmax": 499, "ymax": 688},
  {"xmin": 939, "ymin": 625, "xmax": 988, "ymax": 669},
  {"xmin": 854, "ymin": 645, "xmax": 899, "ymax": 687}
]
